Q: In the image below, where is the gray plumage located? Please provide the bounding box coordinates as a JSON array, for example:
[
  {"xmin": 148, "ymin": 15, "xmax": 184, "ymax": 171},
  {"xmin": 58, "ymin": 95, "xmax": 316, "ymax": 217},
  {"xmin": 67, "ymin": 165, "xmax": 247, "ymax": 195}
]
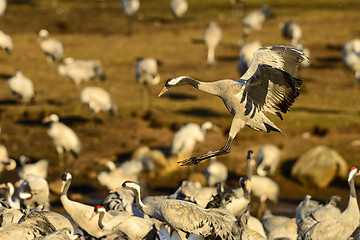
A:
[
  {"xmin": 261, "ymin": 210, "xmax": 291, "ymax": 234},
  {"xmin": 38, "ymin": 29, "xmax": 64, "ymax": 63},
  {"xmin": 8, "ymin": 70, "xmax": 35, "ymax": 103},
  {"xmin": 0, "ymin": 30, "xmax": 12, "ymax": 54},
  {"xmin": 204, "ymin": 158, "xmax": 228, "ymax": 187},
  {"xmin": 0, "ymin": 182, "xmax": 20, "ymax": 209},
  {"xmin": 247, "ymin": 151, "xmax": 279, "ymax": 207},
  {"xmin": 97, "ymin": 160, "xmax": 139, "ymax": 191},
  {"xmin": 33, "ymin": 228, "xmax": 73, "ymax": 240},
  {"xmin": 204, "ymin": 21, "xmax": 222, "ymax": 65},
  {"xmin": 135, "ymin": 57, "xmax": 161, "ymax": 109},
  {"xmin": 101, "ymin": 189, "xmax": 144, "ymax": 217},
  {"xmin": 80, "ymin": 86, "xmax": 117, "ymax": 115},
  {"xmin": 242, "ymin": 5, "xmax": 273, "ymax": 43},
  {"xmin": 118, "ymin": 180, "xmax": 236, "ymax": 239},
  {"xmin": 17, "ymin": 155, "xmax": 48, "ymax": 179},
  {"xmin": 60, "ymin": 172, "xmax": 113, "ymax": 238},
  {"xmin": 18, "ymin": 174, "xmax": 50, "ymax": 210},
  {"xmin": 0, "ymin": 0, "xmax": 6, "ymax": 16},
  {"xmin": 237, "ymin": 40, "xmax": 263, "ymax": 76},
  {"xmin": 256, "ymin": 144, "xmax": 281, "ymax": 177},
  {"xmin": 91, "ymin": 205, "xmax": 157, "ymax": 239},
  {"xmin": 170, "ymin": 0, "xmax": 188, "ymax": 18},
  {"xmin": 158, "ymin": 45, "xmax": 308, "ymax": 166},
  {"xmin": 121, "ymin": 0, "xmax": 139, "ymax": 17},
  {"xmin": 343, "ymin": 39, "xmax": 360, "ymax": 83},
  {"xmin": 135, "ymin": 58, "xmax": 160, "ymax": 86},
  {"xmin": 171, "ymin": 121, "xmax": 216, "ymax": 158},
  {"xmin": 297, "ymin": 167, "xmax": 360, "ymax": 239},
  {"xmin": 58, "ymin": 58, "xmax": 105, "ymax": 87},
  {"xmin": 280, "ymin": 20, "xmax": 302, "ymax": 46},
  {"xmin": 43, "ymin": 114, "xmax": 81, "ymax": 164},
  {"xmin": 0, "ymin": 144, "xmax": 16, "ymax": 177},
  {"xmin": 0, "ymin": 210, "xmax": 73, "ymax": 239},
  {"xmin": 233, "ymin": 206, "xmax": 267, "ymax": 240}
]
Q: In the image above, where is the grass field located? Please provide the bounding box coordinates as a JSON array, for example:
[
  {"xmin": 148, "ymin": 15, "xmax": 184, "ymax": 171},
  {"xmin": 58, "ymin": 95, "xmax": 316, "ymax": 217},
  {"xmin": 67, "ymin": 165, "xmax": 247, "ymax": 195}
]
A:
[{"xmin": 1, "ymin": 0, "xmax": 360, "ymax": 216}]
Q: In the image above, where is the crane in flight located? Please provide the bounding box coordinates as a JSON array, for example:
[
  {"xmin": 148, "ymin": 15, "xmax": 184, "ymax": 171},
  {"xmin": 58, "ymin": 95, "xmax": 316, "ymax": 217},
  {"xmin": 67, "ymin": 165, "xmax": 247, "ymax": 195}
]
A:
[{"xmin": 158, "ymin": 46, "xmax": 308, "ymax": 166}]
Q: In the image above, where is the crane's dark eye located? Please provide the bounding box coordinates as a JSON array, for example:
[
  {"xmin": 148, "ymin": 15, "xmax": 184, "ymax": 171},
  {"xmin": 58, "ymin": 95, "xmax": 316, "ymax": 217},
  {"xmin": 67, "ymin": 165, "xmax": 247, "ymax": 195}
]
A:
[{"xmin": 165, "ymin": 78, "xmax": 172, "ymax": 86}]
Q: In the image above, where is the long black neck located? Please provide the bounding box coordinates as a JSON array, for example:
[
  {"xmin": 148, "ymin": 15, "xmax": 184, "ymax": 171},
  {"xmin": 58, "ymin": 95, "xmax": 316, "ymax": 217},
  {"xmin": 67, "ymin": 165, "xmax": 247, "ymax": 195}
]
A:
[
  {"xmin": 246, "ymin": 158, "xmax": 253, "ymax": 179},
  {"xmin": 60, "ymin": 179, "xmax": 70, "ymax": 198},
  {"xmin": 180, "ymin": 76, "xmax": 221, "ymax": 96},
  {"xmin": 98, "ymin": 211, "xmax": 105, "ymax": 229},
  {"xmin": 349, "ymin": 177, "xmax": 357, "ymax": 198}
]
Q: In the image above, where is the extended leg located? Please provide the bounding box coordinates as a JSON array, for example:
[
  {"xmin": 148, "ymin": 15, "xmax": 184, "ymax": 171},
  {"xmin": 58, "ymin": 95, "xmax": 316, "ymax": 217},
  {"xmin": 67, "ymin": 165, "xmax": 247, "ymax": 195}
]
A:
[{"xmin": 178, "ymin": 137, "xmax": 233, "ymax": 166}]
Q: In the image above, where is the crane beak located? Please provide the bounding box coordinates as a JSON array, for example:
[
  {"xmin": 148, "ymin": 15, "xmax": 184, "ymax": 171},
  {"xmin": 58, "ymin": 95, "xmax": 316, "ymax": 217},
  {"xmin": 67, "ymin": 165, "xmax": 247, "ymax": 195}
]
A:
[
  {"xmin": 212, "ymin": 124, "xmax": 220, "ymax": 132},
  {"xmin": 0, "ymin": 183, "xmax": 6, "ymax": 188},
  {"xmin": 89, "ymin": 211, "xmax": 97, "ymax": 221},
  {"xmin": 157, "ymin": 87, "xmax": 169, "ymax": 97},
  {"xmin": 109, "ymin": 186, "xmax": 122, "ymax": 193},
  {"xmin": 42, "ymin": 116, "xmax": 50, "ymax": 124}
]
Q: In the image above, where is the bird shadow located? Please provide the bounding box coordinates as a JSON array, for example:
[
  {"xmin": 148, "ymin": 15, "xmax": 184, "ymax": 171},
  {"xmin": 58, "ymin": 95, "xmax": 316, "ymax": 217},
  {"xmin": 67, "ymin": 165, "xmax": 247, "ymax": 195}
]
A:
[
  {"xmin": 0, "ymin": 73, "xmax": 12, "ymax": 80},
  {"xmin": 311, "ymin": 56, "xmax": 342, "ymax": 69},
  {"xmin": 191, "ymin": 38, "xmax": 205, "ymax": 45},
  {"xmin": 280, "ymin": 158, "xmax": 297, "ymax": 180},
  {"xmin": 177, "ymin": 107, "xmax": 227, "ymax": 118},
  {"xmin": 217, "ymin": 55, "xmax": 239, "ymax": 62},
  {"xmin": 0, "ymin": 99, "xmax": 18, "ymax": 105},
  {"xmin": 162, "ymin": 93, "xmax": 197, "ymax": 101},
  {"xmin": 16, "ymin": 118, "xmax": 43, "ymax": 126},
  {"xmin": 115, "ymin": 151, "xmax": 135, "ymax": 163},
  {"xmin": 60, "ymin": 115, "xmax": 89, "ymax": 126},
  {"xmin": 291, "ymin": 106, "xmax": 356, "ymax": 115},
  {"xmin": 326, "ymin": 43, "xmax": 343, "ymax": 51}
]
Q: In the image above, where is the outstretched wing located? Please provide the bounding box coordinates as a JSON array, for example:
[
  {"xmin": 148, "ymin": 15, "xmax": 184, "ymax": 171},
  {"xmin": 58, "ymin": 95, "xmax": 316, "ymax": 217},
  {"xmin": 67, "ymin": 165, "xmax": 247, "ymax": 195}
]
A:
[
  {"xmin": 239, "ymin": 46, "xmax": 307, "ymax": 119},
  {"xmin": 240, "ymin": 45, "xmax": 309, "ymax": 81},
  {"xmin": 242, "ymin": 64, "xmax": 302, "ymax": 119}
]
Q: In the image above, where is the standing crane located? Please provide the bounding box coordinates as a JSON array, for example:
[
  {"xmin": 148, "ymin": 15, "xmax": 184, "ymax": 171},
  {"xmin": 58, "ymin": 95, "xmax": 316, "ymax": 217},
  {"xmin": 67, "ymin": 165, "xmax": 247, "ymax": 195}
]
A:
[
  {"xmin": 79, "ymin": 86, "xmax": 117, "ymax": 116},
  {"xmin": 121, "ymin": 0, "xmax": 140, "ymax": 35},
  {"xmin": 241, "ymin": 5, "xmax": 273, "ymax": 45},
  {"xmin": 135, "ymin": 57, "xmax": 160, "ymax": 109},
  {"xmin": 0, "ymin": 0, "xmax": 6, "ymax": 17},
  {"xmin": 297, "ymin": 167, "xmax": 360, "ymax": 239},
  {"xmin": 38, "ymin": 29, "xmax": 64, "ymax": 63},
  {"xmin": 113, "ymin": 180, "xmax": 237, "ymax": 239},
  {"xmin": 0, "ymin": 30, "xmax": 12, "ymax": 54},
  {"xmin": 170, "ymin": 121, "xmax": 217, "ymax": 159},
  {"xmin": 8, "ymin": 70, "xmax": 35, "ymax": 104},
  {"xmin": 158, "ymin": 46, "xmax": 308, "ymax": 166},
  {"xmin": 43, "ymin": 114, "xmax": 81, "ymax": 171},
  {"xmin": 256, "ymin": 144, "xmax": 281, "ymax": 177},
  {"xmin": 170, "ymin": 0, "xmax": 188, "ymax": 19},
  {"xmin": 280, "ymin": 20, "xmax": 302, "ymax": 46},
  {"xmin": 0, "ymin": 145, "xmax": 16, "ymax": 178},
  {"xmin": 58, "ymin": 58, "xmax": 105, "ymax": 88},
  {"xmin": 204, "ymin": 21, "xmax": 222, "ymax": 65},
  {"xmin": 60, "ymin": 172, "xmax": 114, "ymax": 238}
]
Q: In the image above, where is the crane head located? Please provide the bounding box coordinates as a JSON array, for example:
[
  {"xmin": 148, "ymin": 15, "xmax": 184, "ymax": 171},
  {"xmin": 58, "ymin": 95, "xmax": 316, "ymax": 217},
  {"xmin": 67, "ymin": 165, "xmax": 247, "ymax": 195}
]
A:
[
  {"xmin": 61, "ymin": 172, "xmax": 72, "ymax": 182},
  {"xmin": 348, "ymin": 167, "xmax": 360, "ymax": 183},
  {"xmin": 157, "ymin": 76, "xmax": 189, "ymax": 97},
  {"xmin": 90, "ymin": 205, "xmax": 106, "ymax": 220}
]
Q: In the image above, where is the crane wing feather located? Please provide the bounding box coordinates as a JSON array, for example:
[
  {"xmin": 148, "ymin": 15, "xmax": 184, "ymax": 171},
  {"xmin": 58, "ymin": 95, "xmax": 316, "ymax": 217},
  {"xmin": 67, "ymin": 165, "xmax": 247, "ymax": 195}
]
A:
[
  {"xmin": 243, "ymin": 64, "xmax": 302, "ymax": 117},
  {"xmin": 240, "ymin": 45, "xmax": 309, "ymax": 81}
]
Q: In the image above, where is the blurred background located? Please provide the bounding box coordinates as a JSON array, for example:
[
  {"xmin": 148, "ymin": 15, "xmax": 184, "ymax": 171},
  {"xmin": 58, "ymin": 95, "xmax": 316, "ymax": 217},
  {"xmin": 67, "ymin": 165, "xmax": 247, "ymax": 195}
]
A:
[{"xmin": 0, "ymin": 0, "xmax": 359, "ymax": 218}]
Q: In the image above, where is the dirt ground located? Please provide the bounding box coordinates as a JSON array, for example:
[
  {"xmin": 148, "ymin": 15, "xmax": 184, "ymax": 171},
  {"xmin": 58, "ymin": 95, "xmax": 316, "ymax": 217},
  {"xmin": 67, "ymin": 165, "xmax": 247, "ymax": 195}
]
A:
[{"xmin": 0, "ymin": 0, "xmax": 360, "ymax": 219}]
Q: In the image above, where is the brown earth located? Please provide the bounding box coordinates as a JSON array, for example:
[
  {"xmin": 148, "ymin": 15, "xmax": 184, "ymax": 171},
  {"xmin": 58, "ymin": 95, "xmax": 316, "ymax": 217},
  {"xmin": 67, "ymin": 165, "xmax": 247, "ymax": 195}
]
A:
[{"xmin": 0, "ymin": 0, "xmax": 360, "ymax": 219}]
